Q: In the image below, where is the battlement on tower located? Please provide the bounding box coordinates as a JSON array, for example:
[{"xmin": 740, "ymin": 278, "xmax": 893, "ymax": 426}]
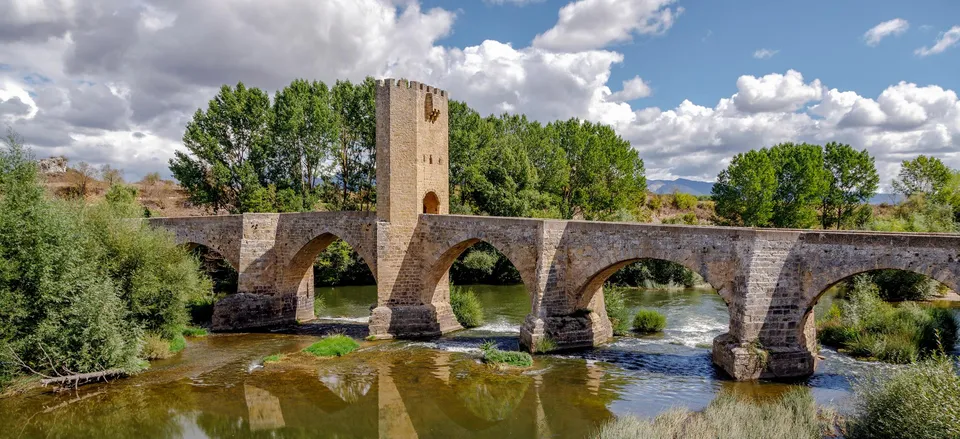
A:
[{"xmin": 376, "ymin": 78, "xmax": 447, "ymax": 98}]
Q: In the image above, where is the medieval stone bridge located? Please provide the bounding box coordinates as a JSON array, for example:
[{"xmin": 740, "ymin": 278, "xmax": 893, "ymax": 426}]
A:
[{"xmin": 147, "ymin": 79, "xmax": 960, "ymax": 380}]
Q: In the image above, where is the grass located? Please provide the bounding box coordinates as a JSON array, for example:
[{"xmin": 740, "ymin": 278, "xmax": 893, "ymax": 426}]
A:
[
  {"xmin": 604, "ymin": 286, "xmax": 631, "ymax": 336},
  {"xmin": 816, "ymin": 274, "xmax": 958, "ymax": 364},
  {"xmin": 846, "ymin": 354, "xmax": 960, "ymax": 439},
  {"xmin": 182, "ymin": 326, "xmax": 208, "ymax": 337},
  {"xmin": 168, "ymin": 333, "xmax": 186, "ymax": 354},
  {"xmin": 533, "ymin": 337, "xmax": 557, "ymax": 353},
  {"xmin": 313, "ymin": 295, "xmax": 325, "ymax": 317},
  {"xmin": 632, "ymin": 309, "xmax": 667, "ymax": 333},
  {"xmin": 263, "ymin": 354, "xmax": 286, "ymax": 364},
  {"xmin": 450, "ymin": 285, "xmax": 484, "ymax": 328},
  {"xmin": 302, "ymin": 334, "xmax": 360, "ymax": 358},
  {"xmin": 479, "ymin": 341, "xmax": 533, "ymax": 368},
  {"xmin": 596, "ymin": 388, "xmax": 838, "ymax": 439}
]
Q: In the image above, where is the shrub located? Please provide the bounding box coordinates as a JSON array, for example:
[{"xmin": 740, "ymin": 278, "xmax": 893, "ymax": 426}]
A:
[
  {"xmin": 846, "ymin": 356, "xmax": 960, "ymax": 439},
  {"xmin": 632, "ymin": 309, "xmax": 667, "ymax": 333},
  {"xmin": 479, "ymin": 341, "xmax": 533, "ymax": 368},
  {"xmin": 303, "ymin": 335, "xmax": 359, "ymax": 358},
  {"xmin": 450, "ymin": 285, "xmax": 484, "ymax": 328},
  {"xmin": 168, "ymin": 333, "xmax": 186, "ymax": 354},
  {"xmin": 673, "ymin": 192, "xmax": 698, "ymax": 210},
  {"xmin": 662, "ymin": 212, "xmax": 698, "ymax": 225},
  {"xmin": 604, "ymin": 286, "xmax": 631, "ymax": 336},
  {"xmin": 141, "ymin": 334, "xmax": 172, "ymax": 360},
  {"xmin": 869, "ymin": 269, "xmax": 940, "ymax": 301},
  {"xmin": 596, "ymin": 388, "xmax": 835, "ymax": 439},
  {"xmin": 647, "ymin": 194, "xmax": 663, "ymax": 211}
]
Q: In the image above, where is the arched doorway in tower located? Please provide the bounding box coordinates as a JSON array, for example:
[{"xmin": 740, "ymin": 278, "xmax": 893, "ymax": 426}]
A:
[
  {"xmin": 430, "ymin": 240, "xmax": 533, "ymax": 349},
  {"xmin": 423, "ymin": 192, "xmax": 440, "ymax": 214},
  {"xmin": 185, "ymin": 243, "xmax": 238, "ymax": 325},
  {"xmin": 288, "ymin": 234, "xmax": 377, "ymax": 330},
  {"xmin": 806, "ymin": 269, "xmax": 958, "ymax": 366}
]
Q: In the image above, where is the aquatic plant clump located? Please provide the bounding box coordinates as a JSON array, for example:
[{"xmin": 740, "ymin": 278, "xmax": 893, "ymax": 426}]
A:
[
  {"xmin": 182, "ymin": 327, "xmax": 208, "ymax": 337},
  {"xmin": 846, "ymin": 355, "xmax": 960, "ymax": 439},
  {"xmin": 596, "ymin": 388, "xmax": 837, "ymax": 439},
  {"xmin": 263, "ymin": 354, "xmax": 285, "ymax": 364},
  {"xmin": 450, "ymin": 285, "xmax": 484, "ymax": 328},
  {"xmin": 604, "ymin": 286, "xmax": 631, "ymax": 336},
  {"xmin": 632, "ymin": 309, "xmax": 667, "ymax": 334},
  {"xmin": 816, "ymin": 274, "xmax": 958, "ymax": 364},
  {"xmin": 303, "ymin": 335, "xmax": 360, "ymax": 358},
  {"xmin": 479, "ymin": 341, "xmax": 533, "ymax": 368}
]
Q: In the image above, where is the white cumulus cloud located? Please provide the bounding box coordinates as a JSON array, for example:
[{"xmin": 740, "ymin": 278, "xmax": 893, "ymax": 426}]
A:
[{"xmin": 533, "ymin": 0, "xmax": 682, "ymax": 51}]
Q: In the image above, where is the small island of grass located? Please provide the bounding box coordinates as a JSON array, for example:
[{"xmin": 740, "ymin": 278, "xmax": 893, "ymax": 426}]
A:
[
  {"xmin": 632, "ymin": 309, "xmax": 667, "ymax": 334},
  {"xmin": 303, "ymin": 334, "xmax": 360, "ymax": 358},
  {"xmin": 480, "ymin": 341, "xmax": 533, "ymax": 368}
]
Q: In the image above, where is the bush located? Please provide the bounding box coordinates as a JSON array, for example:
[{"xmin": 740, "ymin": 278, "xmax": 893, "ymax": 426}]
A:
[
  {"xmin": 604, "ymin": 286, "xmax": 631, "ymax": 336},
  {"xmin": 533, "ymin": 337, "xmax": 557, "ymax": 353},
  {"xmin": 647, "ymin": 194, "xmax": 663, "ymax": 211},
  {"xmin": 869, "ymin": 269, "xmax": 941, "ymax": 301},
  {"xmin": 450, "ymin": 285, "xmax": 484, "ymax": 328},
  {"xmin": 816, "ymin": 274, "xmax": 957, "ymax": 364},
  {"xmin": 846, "ymin": 356, "xmax": 960, "ymax": 439},
  {"xmin": 479, "ymin": 341, "xmax": 533, "ymax": 368},
  {"xmin": 141, "ymin": 334, "xmax": 173, "ymax": 360},
  {"xmin": 302, "ymin": 335, "xmax": 359, "ymax": 358},
  {"xmin": 596, "ymin": 388, "xmax": 835, "ymax": 439},
  {"xmin": 673, "ymin": 192, "xmax": 697, "ymax": 210},
  {"xmin": 607, "ymin": 259, "xmax": 701, "ymax": 289},
  {"xmin": 662, "ymin": 212, "xmax": 698, "ymax": 225},
  {"xmin": 632, "ymin": 309, "xmax": 667, "ymax": 333}
]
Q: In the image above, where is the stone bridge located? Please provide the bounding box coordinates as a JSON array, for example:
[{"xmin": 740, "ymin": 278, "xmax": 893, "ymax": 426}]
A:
[{"xmin": 147, "ymin": 79, "xmax": 960, "ymax": 380}]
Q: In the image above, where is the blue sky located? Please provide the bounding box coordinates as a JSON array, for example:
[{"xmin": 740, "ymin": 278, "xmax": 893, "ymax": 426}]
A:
[
  {"xmin": 0, "ymin": 0, "xmax": 958, "ymax": 184},
  {"xmin": 429, "ymin": 0, "xmax": 959, "ymax": 111}
]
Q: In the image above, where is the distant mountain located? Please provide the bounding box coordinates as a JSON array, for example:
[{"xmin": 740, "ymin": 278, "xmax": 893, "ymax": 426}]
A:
[
  {"xmin": 647, "ymin": 178, "xmax": 715, "ymax": 196},
  {"xmin": 648, "ymin": 178, "xmax": 901, "ymax": 205}
]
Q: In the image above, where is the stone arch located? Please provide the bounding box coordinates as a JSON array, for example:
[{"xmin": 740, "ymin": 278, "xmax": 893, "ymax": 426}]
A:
[
  {"xmin": 283, "ymin": 231, "xmax": 378, "ymax": 296},
  {"xmin": 423, "ymin": 191, "xmax": 440, "ymax": 214},
  {"xmin": 798, "ymin": 262, "xmax": 960, "ymax": 354},
  {"xmin": 423, "ymin": 237, "xmax": 538, "ymax": 307}
]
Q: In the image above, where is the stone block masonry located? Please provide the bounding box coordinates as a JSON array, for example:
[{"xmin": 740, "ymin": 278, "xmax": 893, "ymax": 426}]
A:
[{"xmin": 146, "ymin": 79, "xmax": 960, "ymax": 380}]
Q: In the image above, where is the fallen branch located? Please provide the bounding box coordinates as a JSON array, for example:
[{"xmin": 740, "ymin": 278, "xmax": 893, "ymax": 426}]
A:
[{"xmin": 39, "ymin": 369, "xmax": 127, "ymax": 387}]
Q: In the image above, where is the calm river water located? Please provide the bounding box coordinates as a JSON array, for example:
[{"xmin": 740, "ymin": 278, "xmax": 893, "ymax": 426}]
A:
[{"xmin": 2, "ymin": 285, "xmax": 957, "ymax": 438}]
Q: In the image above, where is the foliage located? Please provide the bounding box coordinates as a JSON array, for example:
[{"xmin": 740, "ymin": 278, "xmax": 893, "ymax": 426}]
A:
[
  {"xmin": 845, "ymin": 355, "xmax": 960, "ymax": 439},
  {"xmin": 768, "ymin": 143, "xmax": 827, "ymax": 228},
  {"xmin": 479, "ymin": 341, "xmax": 533, "ymax": 368},
  {"xmin": 662, "ymin": 212, "xmax": 697, "ymax": 225},
  {"xmin": 816, "ymin": 275, "xmax": 957, "ymax": 364},
  {"xmin": 596, "ymin": 388, "xmax": 836, "ymax": 439},
  {"xmin": 647, "ymin": 194, "xmax": 663, "ymax": 211},
  {"xmin": 672, "ymin": 192, "xmax": 697, "ymax": 210},
  {"xmin": 263, "ymin": 354, "xmax": 285, "ymax": 364},
  {"xmin": 604, "ymin": 286, "xmax": 631, "ymax": 336},
  {"xmin": 450, "ymin": 285, "xmax": 485, "ymax": 328},
  {"xmin": 313, "ymin": 239, "xmax": 375, "ymax": 287},
  {"xmin": 302, "ymin": 335, "xmax": 359, "ymax": 357},
  {"xmin": 607, "ymin": 259, "xmax": 701, "ymax": 289},
  {"xmin": 892, "ymin": 155, "xmax": 953, "ymax": 202},
  {"xmin": 820, "ymin": 142, "xmax": 879, "ymax": 229},
  {"xmin": 868, "ymin": 194, "xmax": 958, "ymax": 234},
  {"xmin": 140, "ymin": 334, "xmax": 174, "ymax": 361},
  {"xmin": 0, "ymin": 130, "xmax": 211, "ymax": 387},
  {"xmin": 450, "ymin": 243, "xmax": 521, "ymax": 284},
  {"xmin": 632, "ymin": 309, "xmax": 667, "ymax": 333},
  {"xmin": 313, "ymin": 295, "xmax": 325, "ymax": 317},
  {"xmin": 712, "ymin": 149, "xmax": 776, "ymax": 226},
  {"xmin": 869, "ymin": 269, "xmax": 943, "ymax": 301}
]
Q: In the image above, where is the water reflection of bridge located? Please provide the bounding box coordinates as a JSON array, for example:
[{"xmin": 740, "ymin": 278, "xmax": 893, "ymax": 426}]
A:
[{"xmin": 236, "ymin": 350, "xmax": 614, "ymax": 438}]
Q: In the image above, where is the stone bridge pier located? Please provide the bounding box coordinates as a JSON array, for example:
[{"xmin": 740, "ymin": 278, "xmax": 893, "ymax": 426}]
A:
[{"xmin": 147, "ymin": 78, "xmax": 960, "ymax": 381}]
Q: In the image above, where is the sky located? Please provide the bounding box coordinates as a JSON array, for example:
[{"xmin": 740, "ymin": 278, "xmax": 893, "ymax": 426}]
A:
[{"xmin": 0, "ymin": 0, "xmax": 958, "ymax": 188}]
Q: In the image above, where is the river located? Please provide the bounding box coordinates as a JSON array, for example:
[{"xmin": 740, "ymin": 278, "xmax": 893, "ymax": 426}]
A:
[{"xmin": 1, "ymin": 285, "xmax": 957, "ymax": 438}]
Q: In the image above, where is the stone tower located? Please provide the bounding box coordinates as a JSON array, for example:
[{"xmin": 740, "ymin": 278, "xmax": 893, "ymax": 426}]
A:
[
  {"xmin": 375, "ymin": 79, "xmax": 449, "ymax": 223},
  {"xmin": 370, "ymin": 79, "xmax": 458, "ymax": 339}
]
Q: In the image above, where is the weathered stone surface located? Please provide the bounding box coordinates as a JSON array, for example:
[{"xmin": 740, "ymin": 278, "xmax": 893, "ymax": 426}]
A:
[
  {"xmin": 38, "ymin": 156, "xmax": 67, "ymax": 176},
  {"xmin": 147, "ymin": 78, "xmax": 960, "ymax": 381}
]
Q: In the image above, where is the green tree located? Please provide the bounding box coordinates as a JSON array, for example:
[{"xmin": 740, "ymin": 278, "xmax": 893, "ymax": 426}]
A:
[
  {"xmin": 821, "ymin": 142, "xmax": 879, "ymax": 229},
  {"xmin": 170, "ymin": 82, "xmax": 276, "ymax": 213},
  {"xmin": 329, "ymin": 79, "xmax": 376, "ymax": 211},
  {"xmin": 712, "ymin": 149, "xmax": 776, "ymax": 226},
  {"xmin": 893, "ymin": 155, "xmax": 953, "ymax": 202},
  {"xmin": 272, "ymin": 79, "xmax": 338, "ymax": 206},
  {"xmin": 768, "ymin": 143, "xmax": 828, "ymax": 228}
]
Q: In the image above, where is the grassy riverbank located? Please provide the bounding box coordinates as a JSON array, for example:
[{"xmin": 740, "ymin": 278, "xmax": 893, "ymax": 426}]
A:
[
  {"xmin": 817, "ymin": 274, "xmax": 958, "ymax": 364},
  {"xmin": 0, "ymin": 135, "xmax": 211, "ymax": 392}
]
